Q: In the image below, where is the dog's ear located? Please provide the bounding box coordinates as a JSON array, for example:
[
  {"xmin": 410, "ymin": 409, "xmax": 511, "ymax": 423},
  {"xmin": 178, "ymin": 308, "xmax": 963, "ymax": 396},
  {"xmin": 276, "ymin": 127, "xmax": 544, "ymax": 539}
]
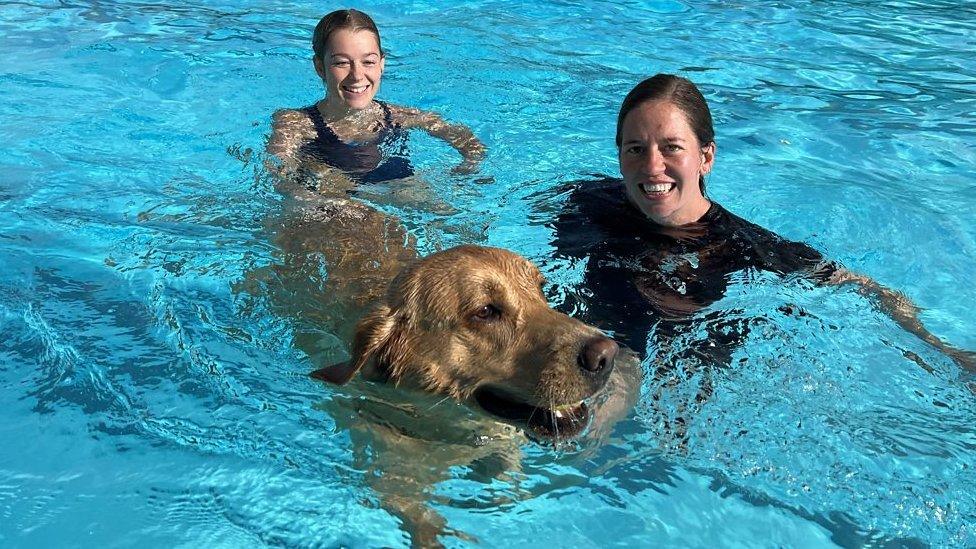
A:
[
  {"xmin": 309, "ymin": 305, "xmax": 396, "ymax": 385},
  {"xmin": 309, "ymin": 361, "xmax": 359, "ymax": 385}
]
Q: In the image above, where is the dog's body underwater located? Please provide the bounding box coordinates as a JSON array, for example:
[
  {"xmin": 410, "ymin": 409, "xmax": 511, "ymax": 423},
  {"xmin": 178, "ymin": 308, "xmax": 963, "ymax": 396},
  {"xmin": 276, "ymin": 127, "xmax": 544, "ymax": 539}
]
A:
[{"xmin": 266, "ymin": 192, "xmax": 640, "ymax": 547}]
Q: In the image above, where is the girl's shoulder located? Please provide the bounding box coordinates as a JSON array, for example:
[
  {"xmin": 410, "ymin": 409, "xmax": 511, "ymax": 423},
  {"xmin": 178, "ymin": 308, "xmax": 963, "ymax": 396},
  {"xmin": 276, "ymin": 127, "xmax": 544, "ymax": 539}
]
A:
[
  {"xmin": 270, "ymin": 107, "xmax": 318, "ymax": 139},
  {"xmin": 382, "ymin": 102, "xmax": 443, "ymax": 129},
  {"xmin": 272, "ymin": 106, "xmax": 316, "ymax": 124}
]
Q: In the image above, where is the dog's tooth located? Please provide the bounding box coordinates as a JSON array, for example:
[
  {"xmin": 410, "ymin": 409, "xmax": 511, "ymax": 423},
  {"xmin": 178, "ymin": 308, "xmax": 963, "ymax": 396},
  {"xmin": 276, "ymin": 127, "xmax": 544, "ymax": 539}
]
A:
[{"xmin": 552, "ymin": 402, "xmax": 583, "ymax": 414}]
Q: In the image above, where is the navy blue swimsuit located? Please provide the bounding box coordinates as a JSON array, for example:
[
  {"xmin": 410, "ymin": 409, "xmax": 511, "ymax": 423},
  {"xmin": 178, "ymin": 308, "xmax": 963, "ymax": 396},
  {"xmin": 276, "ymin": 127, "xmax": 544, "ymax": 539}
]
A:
[{"xmin": 298, "ymin": 101, "xmax": 413, "ymax": 183}]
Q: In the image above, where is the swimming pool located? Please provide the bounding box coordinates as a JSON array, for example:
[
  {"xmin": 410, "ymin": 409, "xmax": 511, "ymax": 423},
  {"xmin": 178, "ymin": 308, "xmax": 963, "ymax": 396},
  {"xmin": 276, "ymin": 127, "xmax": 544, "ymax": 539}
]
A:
[{"xmin": 2, "ymin": 0, "xmax": 975, "ymax": 546}]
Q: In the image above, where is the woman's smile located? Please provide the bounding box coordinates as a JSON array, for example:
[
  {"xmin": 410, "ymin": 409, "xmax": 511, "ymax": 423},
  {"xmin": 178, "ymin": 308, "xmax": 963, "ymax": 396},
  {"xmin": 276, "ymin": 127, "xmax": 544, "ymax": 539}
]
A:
[
  {"xmin": 638, "ymin": 181, "xmax": 677, "ymax": 198},
  {"xmin": 341, "ymin": 82, "xmax": 370, "ymax": 95}
]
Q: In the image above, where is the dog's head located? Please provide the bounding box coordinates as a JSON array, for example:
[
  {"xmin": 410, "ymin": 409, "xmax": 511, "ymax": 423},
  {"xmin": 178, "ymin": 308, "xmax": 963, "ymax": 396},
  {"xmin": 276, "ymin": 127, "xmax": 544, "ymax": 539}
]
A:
[{"xmin": 312, "ymin": 245, "xmax": 620, "ymax": 439}]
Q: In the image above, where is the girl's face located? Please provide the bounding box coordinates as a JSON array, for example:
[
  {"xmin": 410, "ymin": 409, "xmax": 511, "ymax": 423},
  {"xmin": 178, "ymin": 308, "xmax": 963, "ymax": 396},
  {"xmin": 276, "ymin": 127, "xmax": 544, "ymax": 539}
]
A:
[
  {"xmin": 315, "ymin": 28, "xmax": 384, "ymax": 111},
  {"xmin": 618, "ymin": 100, "xmax": 715, "ymax": 226}
]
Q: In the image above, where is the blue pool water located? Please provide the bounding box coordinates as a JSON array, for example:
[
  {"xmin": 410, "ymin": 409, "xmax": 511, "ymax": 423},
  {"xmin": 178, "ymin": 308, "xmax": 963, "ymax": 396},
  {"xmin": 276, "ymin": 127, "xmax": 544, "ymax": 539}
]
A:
[{"xmin": 2, "ymin": 0, "xmax": 975, "ymax": 546}]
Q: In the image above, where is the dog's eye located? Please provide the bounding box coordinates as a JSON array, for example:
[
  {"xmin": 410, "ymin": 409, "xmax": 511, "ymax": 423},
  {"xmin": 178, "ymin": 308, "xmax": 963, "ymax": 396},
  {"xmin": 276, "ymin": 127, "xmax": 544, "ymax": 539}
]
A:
[{"xmin": 471, "ymin": 304, "xmax": 502, "ymax": 322}]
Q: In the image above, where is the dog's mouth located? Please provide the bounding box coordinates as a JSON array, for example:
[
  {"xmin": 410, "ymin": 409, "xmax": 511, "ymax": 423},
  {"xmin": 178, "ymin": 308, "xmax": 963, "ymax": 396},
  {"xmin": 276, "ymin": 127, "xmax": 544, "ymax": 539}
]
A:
[{"xmin": 473, "ymin": 386, "xmax": 591, "ymax": 440}]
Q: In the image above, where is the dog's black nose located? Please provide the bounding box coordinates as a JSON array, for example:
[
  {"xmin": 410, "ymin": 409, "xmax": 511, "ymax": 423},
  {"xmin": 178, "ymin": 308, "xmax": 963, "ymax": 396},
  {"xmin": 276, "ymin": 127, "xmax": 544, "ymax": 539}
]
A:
[{"xmin": 579, "ymin": 337, "xmax": 618, "ymax": 374}]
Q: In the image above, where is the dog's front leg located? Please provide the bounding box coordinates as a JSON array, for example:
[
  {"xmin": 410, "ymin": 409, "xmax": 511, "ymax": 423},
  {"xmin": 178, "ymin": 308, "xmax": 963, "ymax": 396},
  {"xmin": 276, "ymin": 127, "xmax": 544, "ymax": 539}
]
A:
[{"xmin": 371, "ymin": 471, "xmax": 477, "ymax": 548}]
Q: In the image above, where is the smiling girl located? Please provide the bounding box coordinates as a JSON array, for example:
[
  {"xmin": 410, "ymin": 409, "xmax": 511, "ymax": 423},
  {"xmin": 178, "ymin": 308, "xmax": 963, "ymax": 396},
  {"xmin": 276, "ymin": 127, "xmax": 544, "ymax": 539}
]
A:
[{"xmin": 268, "ymin": 9, "xmax": 485, "ymax": 187}]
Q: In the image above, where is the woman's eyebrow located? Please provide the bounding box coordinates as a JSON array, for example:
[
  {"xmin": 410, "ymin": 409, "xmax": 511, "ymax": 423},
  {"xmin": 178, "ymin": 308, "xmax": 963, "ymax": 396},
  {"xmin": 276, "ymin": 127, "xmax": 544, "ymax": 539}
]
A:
[{"xmin": 331, "ymin": 52, "xmax": 380, "ymax": 59}]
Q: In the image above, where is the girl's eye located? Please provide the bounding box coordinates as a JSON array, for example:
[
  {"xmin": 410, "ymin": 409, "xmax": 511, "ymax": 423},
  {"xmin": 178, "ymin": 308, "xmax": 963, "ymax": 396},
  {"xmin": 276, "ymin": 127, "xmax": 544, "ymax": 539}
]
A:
[
  {"xmin": 363, "ymin": 60, "xmax": 376, "ymax": 66},
  {"xmin": 471, "ymin": 304, "xmax": 502, "ymax": 322},
  {"xmin": 332, "ymin": 60, "xmax": 350, "ymax": 67}
]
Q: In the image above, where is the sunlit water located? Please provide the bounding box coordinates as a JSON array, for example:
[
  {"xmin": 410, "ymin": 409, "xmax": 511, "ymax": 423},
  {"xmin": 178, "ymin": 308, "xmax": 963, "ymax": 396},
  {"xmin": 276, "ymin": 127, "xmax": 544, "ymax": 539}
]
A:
[{"xmin": 2, "ymin": 1, "xmax": 975, "ymax": 546}]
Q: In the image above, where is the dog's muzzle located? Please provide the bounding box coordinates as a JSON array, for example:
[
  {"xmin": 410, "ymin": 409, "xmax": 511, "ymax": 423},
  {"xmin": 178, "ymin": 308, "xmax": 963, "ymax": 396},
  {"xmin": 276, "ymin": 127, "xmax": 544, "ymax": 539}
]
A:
[
  {"xmin": 473, "ymin": 335, "xmax": 619, "ymax": 440},
  {"xmin": 578, "ymin": 336, "xmax": 618, "ymax": 377}
]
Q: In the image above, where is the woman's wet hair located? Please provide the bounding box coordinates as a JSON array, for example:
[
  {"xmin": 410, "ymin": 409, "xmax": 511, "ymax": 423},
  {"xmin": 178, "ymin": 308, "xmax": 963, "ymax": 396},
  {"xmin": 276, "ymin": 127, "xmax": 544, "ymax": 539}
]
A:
[
  {"xmin": 312, "ymin": 9, "xmax": 382, "ymax": 61},
  {"xmin": 616, "ymin": 74, "xmax": 715, "ymax": 194}
]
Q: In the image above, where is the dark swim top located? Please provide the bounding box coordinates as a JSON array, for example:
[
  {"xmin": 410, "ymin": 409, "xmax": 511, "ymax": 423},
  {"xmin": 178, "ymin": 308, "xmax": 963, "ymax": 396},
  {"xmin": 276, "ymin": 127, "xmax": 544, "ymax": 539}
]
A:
[
  {"xmin": 550, "ymin": 177, "xmax": 837, "ymax": 352},
  {"xmin": 298, "ymin": 101, "xmax": 413, "ymax": 183}
]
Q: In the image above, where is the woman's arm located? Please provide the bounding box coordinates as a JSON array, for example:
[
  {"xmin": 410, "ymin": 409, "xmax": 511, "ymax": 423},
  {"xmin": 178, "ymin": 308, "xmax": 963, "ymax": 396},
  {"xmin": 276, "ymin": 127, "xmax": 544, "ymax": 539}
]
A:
[
  {"xmin": 828, "ymin": 268, "xmax": 975, "ymax": 372},
  {"xmin": 391, "ymin": 106, "xmax": 486, "ymax": 173}
]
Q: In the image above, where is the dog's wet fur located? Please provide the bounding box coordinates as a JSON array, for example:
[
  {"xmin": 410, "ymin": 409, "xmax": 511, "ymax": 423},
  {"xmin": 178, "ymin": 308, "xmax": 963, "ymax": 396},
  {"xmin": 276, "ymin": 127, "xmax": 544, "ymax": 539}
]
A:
[
  {"xmin": 265, "ymin": 190, "xmax": 640, "ymax": 547},
  {"xmin": 311, "ymin": 244, "xmax": 635, "ymax": 441}
]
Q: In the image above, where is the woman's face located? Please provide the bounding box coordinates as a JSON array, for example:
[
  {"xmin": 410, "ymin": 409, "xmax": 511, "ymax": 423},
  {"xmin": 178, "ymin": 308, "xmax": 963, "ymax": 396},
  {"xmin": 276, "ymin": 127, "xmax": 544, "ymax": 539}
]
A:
[
  {"xmin": 315, "ymin": 28, "xmax": 384, "ymax": 111},
  {"xmin": 618, "ymin": 101, "xmax": 715, "ymax": 226}
]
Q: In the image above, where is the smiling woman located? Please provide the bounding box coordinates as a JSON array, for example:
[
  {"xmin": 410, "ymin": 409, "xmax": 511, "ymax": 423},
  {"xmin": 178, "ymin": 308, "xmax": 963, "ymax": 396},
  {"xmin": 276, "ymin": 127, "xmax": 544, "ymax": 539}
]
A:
[
  {"xmin": 267, "ymin": 9, "xmax": 486, "ymax": 189},
  {"xmin": 554, "ymin": 73, "xmax": 976, "ymax": 372}
]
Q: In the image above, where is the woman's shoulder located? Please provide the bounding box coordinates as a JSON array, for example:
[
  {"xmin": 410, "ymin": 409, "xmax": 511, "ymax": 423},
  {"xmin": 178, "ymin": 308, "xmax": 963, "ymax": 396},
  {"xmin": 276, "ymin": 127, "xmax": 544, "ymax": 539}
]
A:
[
  {"xmin": 563, "ymin": 176, "xmax": 632, "ymax": 217},
  {"xmin": 382, "ymin": 102, "xmax": 421, "ymax": 116},
  {"xmin": 705, "ymin": 201, "xmax": 782, "ymax": 240},
  {"xmin": 709, "ymin": 202, "xmax": 835, "ymax": 276},
  {"xmin": 267, "ymin": 107, "xmax": 319, "ymax": 158},
  {"xmin": 549, "ymin": 176, "xmax": 641, "ymax": 252}
]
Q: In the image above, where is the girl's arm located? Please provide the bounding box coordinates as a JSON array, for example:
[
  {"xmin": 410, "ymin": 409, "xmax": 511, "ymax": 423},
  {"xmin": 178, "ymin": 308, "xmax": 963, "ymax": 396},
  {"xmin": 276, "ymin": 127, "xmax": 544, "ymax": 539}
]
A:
[
  {"xmin": 267, "ymin": 109, "xmax": 309, "ymax": 177},
  {"xmin": 391, "ymin": 105, "xmax": 486, "ymax": 173},
  {"xmin": 266, "ymin": 109, "xmax": 356, "ymax": 196}
]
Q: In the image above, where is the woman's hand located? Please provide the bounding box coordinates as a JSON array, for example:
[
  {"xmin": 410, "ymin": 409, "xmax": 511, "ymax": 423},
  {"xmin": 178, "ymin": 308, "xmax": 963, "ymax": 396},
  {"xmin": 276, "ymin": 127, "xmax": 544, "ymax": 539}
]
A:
[
  {"xmin": 944, "ymin": 348, "xmax": 976, "ymax": 373},
  {"xmin": 830, "ymin": 268, "xmax": 975, "ymax": 372}
]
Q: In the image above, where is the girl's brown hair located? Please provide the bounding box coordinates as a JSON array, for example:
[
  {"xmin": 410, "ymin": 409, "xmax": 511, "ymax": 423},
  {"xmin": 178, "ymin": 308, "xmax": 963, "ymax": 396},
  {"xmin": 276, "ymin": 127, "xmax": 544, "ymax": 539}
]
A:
[{"xmin": 312, "ymin": 9, "xmax": 382, "ymax": 61}]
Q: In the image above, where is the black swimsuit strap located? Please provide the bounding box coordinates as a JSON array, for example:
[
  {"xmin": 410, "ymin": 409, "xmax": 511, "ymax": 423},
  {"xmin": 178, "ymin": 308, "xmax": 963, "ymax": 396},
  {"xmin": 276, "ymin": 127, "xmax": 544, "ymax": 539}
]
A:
[
  {"xmin": 304, "ymin": 101, "xmax": 395, "ymax": 140},
  {"xmin": 303, "ymin": 105, "xmax": 339, "ymax": 145},
  {"xmin": 377, "ymin": 100, "xmax": 395, "ymax": 128}
]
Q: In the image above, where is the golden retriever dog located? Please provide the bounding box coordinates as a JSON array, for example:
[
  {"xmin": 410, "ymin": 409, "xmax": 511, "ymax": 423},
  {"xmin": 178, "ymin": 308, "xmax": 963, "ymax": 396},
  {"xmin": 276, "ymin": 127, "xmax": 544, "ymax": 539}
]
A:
[
  {"xmin": 307, "ymin": 244, "xmax": 640, "ymax": 547},
  {"xmin": 312, "ymin": 244, "xmax": 637, "ymax": 441},
  {"xmin": 258, "ymin": 189, "xmax": 640, "ymax": 547}
]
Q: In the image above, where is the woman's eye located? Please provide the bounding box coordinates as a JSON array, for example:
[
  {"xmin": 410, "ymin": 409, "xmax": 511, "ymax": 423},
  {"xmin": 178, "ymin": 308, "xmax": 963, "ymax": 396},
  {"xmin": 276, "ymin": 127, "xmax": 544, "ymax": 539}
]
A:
[
  {"xmin": 333, "ymin": 61, "xmax": 349, "ymax": 67},
  {"xmin": 665, "ymin": 144, "xmax": 683, "ymax": 153},
  {"xmin": 471, "ymin": 304, "xmax": 501, "ymax": 322}
]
